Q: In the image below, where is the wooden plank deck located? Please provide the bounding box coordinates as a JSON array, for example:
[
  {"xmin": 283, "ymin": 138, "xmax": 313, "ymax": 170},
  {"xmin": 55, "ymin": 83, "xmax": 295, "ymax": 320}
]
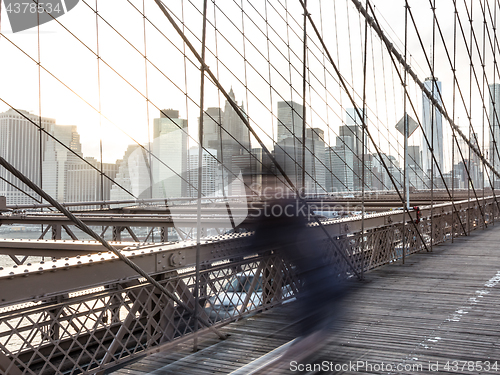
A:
[{"xmin": 109, "ymin": 225, "xmax": 500, "ymax": 374}]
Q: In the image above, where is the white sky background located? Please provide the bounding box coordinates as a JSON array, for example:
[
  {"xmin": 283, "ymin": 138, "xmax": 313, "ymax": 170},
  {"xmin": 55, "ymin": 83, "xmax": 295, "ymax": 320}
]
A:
[{"xmin": 0, "ymin": 0, "xmax": 496, "ymax": 177}]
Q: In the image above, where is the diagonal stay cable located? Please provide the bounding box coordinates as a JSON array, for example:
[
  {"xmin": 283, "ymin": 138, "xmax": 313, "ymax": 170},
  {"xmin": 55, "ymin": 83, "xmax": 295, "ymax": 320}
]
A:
[
  {"xmin": 2, "ymin": 2, "xmax": 269, "ymax": 202},
  {"xmin": 349, "ymin": 0, "xmax": 500, "ymax": 182},
  {"xmin": 351, "ymin": 0, "xmax": 498, "ymax": 231},
  {"xmin": 429, "ymin": 0, "xmax": 500, "ymax": 214},
  {"xmin": 186, "ymin": 0, "xmax": 405, "ymax": 192},
  {"xmin": 91, "ymin": 0, "xmax": 329, "ymax": 194},
  {"xmin": 299, "ymin": 0, "xmax": 430, "ymax": 253},
  {"xmin": 371, "ymin": 3, "xmax": 468, "ymax": 235},
  {"xmin": 83, "ymin": 0, "xmax": 288, "ymax": 195},
  {"xmin": 152, "ymin": 0, "xmax": 362, "ymax": 279},
  {"xmin": 0, "ymin": 175, "xmax": 45, "ymax": 205},
  {"xmin": 447, "ymin": 0, "xmax": 500, "ymax": 216},
  {"xmin": 0, "ymin": 156, "xmax": 227, "ymax": 340},
  {"xmin": 0, "ymin": 99, "xmax": 137, "ymax": 200},
  {"xmin": 267, "ymin": 0, "xmax": 427, "ymax": 184},
  {"xmin": 405, "ymin": 2, "xmax": 487, "ymax": 227},
  {"xmin": 213, "ymin": 0, "xmax": 421, "ymax": 191}
]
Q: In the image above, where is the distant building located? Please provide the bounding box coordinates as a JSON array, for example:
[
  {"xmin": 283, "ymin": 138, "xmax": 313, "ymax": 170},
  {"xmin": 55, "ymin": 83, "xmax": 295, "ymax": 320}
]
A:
[
  {"xmin": 454, "ymin": 131, "xmax": 483, "ymax": 189},
  {"xmin": 66, "ymin": 157, "xmax": 118, "ymax": 206},
  {"xmin": 0, "ymin": 109, "xmax": 55, "ymax": 205},
  {"xmin": 245, "ymin": 147, "xmax": 278, "ymax": 194},
  {"xmin": 42, "ymin": 124, "xmax": 118, "ymax": 206},
  {"xmin": 275, "ymin": 101, "xmax": 327, "ymax": 193},
  {"xmin": 186, "ymin": 148, "xmax": 219, "ymax": 198},
  {"xmin": 277, "ymin": 101, "xmax": 304, "ymax": 143},
  {"xmin": 304, "ymin": 128, "xmax": 326, "ymax": 194},
  {"xmin": 200, "ymin": 90, "xmax": 250, "ymax": 195},
  {"xmin": 421, "ymin": 77, "xmax": 443, "ymax": 180},
  {"xmin": 275, "ymin": 128, "xmax": 326, "ymax": 194},
  {"xmin": 43, "ymin": 125, "xmax": 82, "ymax": 202},
  {"xmin": 372, "ymin": 153, "xmax": 403, "ymax": 191},
  {"xmin": 407, "ymin": 145, "xmax": 424, "ymax": 190},
  {"xmin": 110, "ymin": 144, "xmax": 149, "ymax": 201},
  {"xmin": 222, "ymin": 88, "xmax": 251, "ymax": 158},
  {"xmin": 488, "ymin": 83, "xmax": 500, "ymax": 187},
  {"xmin": 330, "ymin": 108, "xmax": 368, "ymax": 192},
  {"xmin": 152, "ymin": 109, "xmax": 188, "ymax": 198},
  {"xmin": 202, "ymin": 107, "xmax": 224, "ymax": 151},
  {"xmin": 325, "ymin": 145, "xmax": 354, "ymax": 192}
]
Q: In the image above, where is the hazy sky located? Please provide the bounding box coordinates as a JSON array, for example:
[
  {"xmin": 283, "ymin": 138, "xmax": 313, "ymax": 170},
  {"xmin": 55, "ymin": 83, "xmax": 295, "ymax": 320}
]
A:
[{"xmin": 0, "ymin": 0, "xmax": 496, "ymax": 176}]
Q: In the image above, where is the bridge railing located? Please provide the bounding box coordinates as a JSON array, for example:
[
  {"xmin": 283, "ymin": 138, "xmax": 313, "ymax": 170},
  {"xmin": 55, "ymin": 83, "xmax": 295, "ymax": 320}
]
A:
[{"xmin": 0, "ymin": 197, "xmax": 497, "ymax": 374}]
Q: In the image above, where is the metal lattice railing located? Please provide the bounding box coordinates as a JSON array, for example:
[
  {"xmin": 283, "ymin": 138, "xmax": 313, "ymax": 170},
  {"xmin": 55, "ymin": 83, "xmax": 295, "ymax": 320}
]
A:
[{"xmin": 0, "ymin": 254, "xmax": 299, "ymax": 374}]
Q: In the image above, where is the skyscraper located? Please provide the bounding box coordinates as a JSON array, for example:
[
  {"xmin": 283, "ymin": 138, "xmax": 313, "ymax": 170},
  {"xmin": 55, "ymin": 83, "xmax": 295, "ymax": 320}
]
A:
[
  {"xmin": 186, "ymin": 147, "xmax": 219, "ymax": 198},
  {"xmin": 43, "ymin": 125, "xmax": 82, "ymax": 202},
  {"xmin": 274, "ymin": 128, "xmax": 326, "ymax": 194},
  {"xmin": 66, "ymin": 157, "xmax": 118, "ymax": 206},
  {"xmin": 335, "ymin": 108, "xmax": 367, "ymax": 191},
  {"xmin": 325, "ymin": 145, "xmax": 354, "ymax": 192},
  {"xmin": 0, "ymin": 109, "xmax": 55, "ymax": 204},
  {"xmin": 488, "ymin": 83, "xmax": 500, "ymax": 187},
  {"xmin": 422, "ymin": 77, "xmax": 443, "ymax": 178},
  {"xmin": 407, "ymin": 145, "xmax": 423, "ymax": 190},
  {"xmin": 201, "ymin": 89, "xmax": 250, "ymax": 195},
  {"xmin": 222, "ymin": 88, "xmax": 251, "ymax": 157},
  {"xmin": 110, "ymin": 144, "xmax": 149, "ymax": 201},
  {"xmin": 275, "ymin": 101, "xmax": 327, "ymax": 193},
  {"xmin": 152, "ymin": 109, "xmax": 188, "ymax": 198},
  {"xmin": 277, "ymin": 101, "xmax": 304, "ymax": 143},
  {"xmin": 372, "ymin": 153, "xmax": 403, "ymax": 190},
  {"xmin": 202, "ymin": 107, "xmax": 223, "ymax": 151}
]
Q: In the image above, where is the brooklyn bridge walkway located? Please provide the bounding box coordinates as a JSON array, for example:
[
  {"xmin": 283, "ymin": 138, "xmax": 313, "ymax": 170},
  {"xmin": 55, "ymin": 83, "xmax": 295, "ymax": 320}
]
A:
[{"xmin": 110, "ymin": 225, "xmax": 500, "ymax": 375}]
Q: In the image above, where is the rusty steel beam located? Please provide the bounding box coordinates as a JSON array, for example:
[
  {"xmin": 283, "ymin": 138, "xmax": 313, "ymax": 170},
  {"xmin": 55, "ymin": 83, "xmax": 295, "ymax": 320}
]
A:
[{"xmin": 0, "ymin": 239, "xmax": 137, "ymax": 257}]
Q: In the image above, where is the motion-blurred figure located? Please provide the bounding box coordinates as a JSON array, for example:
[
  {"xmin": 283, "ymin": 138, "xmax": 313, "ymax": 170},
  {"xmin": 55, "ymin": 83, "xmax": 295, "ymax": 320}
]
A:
[{"xmin": 252, "ymin": 195, "xmax": 346, "ymax": 340}]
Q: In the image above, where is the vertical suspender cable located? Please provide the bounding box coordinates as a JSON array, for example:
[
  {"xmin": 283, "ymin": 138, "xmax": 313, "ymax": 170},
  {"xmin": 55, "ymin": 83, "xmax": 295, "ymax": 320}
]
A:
[
  {"xmin": 143, "ymin": 0, "xmax": 154, "ymax": 240},
  {"xmin": 298, "ymin": 0, "xmax": 430, "ymax": 253},
  {"xmin": 153, "ymin": 0, "xmax": 364, "ymax": 278},
  {"xmin": 452, "ymin": 4, "xmax": 457, "ymax": 240},
  {"xmin": 403, "ymin": 0, "xmax": 408, "ymax": 263},
  {"xmin": 143, "ymin": 0, "xmax": 153, "ymax": 204},
  {"xmin": 193, "ymin": 1, "xmax": 209, "ymax": 352},
  {"xmin": 468, "ymin": 0, "xmax": 473, "ymax": 234},
  {"xmin": 361, "ymin": 0, "xmax": 368, "ymax": 275},
  {"xmin": 96, "ymin": 0, "xmax": 105, "ymax": 213},
  {"xmin": 241, "ymin": 0, "xmax": 251, "ymax": 198},
  {"xmin": 430, "ymin": 0, "xmax": 436, "ymax": 251},
  {"xmin": 494, "ymin": 1, "xmax": 498, "ymax": 223},
  {"xmin": 95, "ymin": 0, "xmax": 105, "ymax": 209},
  {"xmin": 37, "ymin": 2, "xmax": 44, "ymax": 233},
  {"xmin": 482, "ymin": 1, "xmax": 486, "ymax": 226},
  {"xmin": 302, "ymin": 0, "xmax": 307, "ymax": 193}
]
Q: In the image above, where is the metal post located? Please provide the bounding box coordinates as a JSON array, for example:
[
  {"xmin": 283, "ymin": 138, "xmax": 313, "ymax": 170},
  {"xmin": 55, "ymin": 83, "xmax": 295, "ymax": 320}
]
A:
[
  {"xmin": 361, "ymin": 0, "xmax": 369, "ymax": 275},
  {"xmin": 452, "ymin": 6, "xmax": 457, "ymax": 241},
  {"xmin": 193, "ymin": 0, "xmax": 208, "ymax": 352},
  {"xmin": 403, "ymin": 1, "xmax": 409, "ymax": 264},
  {"xmin": 302, "ymin": 0, "xmax": 308, "ymax": 194},
  {"xmin": 430, "ymin": 0, "xmax": 436, "ymax": 252}
]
